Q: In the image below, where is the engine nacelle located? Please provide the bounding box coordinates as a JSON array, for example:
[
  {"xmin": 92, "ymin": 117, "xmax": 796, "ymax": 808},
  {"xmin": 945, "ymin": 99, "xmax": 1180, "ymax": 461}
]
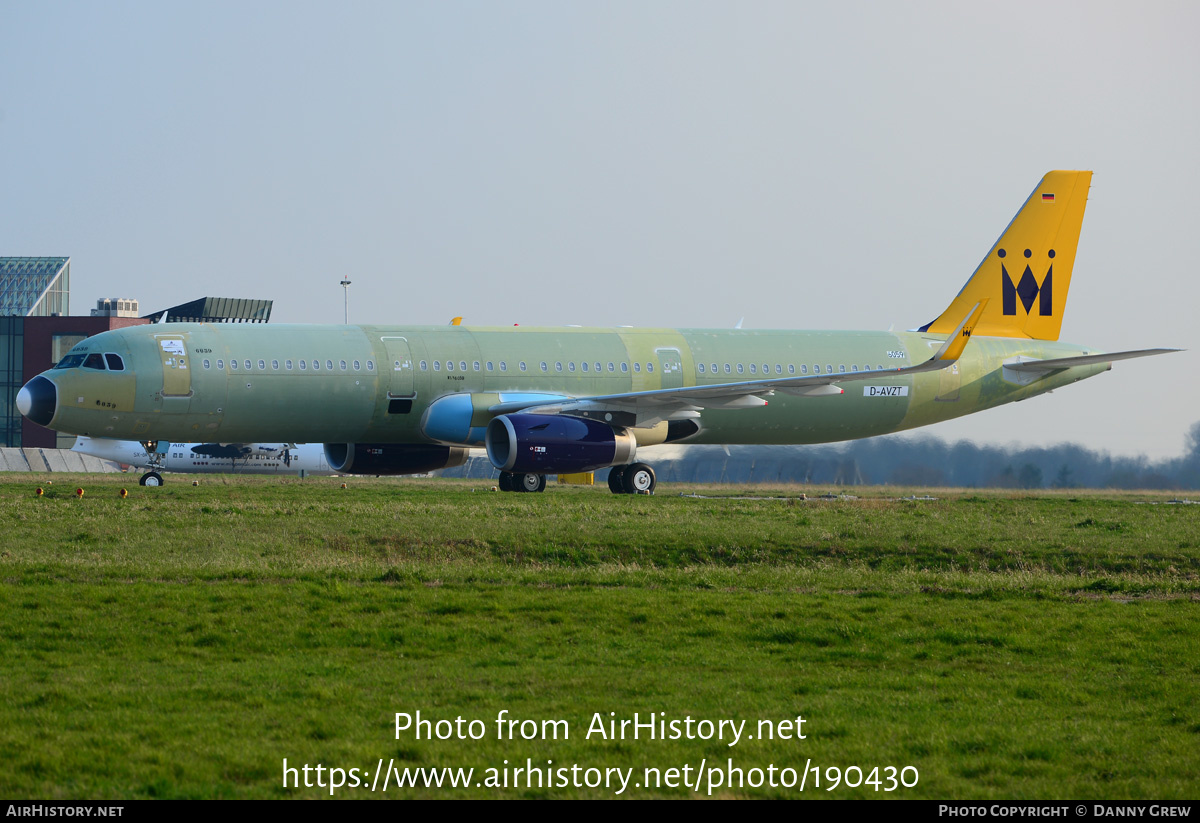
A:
[
  {"xmin": 323, "ymin": 443, "xmax": 469, "ymax": 475},
  {"xmin": 485, "ymin": 413, "xmax": 636, "ymax": 474}
]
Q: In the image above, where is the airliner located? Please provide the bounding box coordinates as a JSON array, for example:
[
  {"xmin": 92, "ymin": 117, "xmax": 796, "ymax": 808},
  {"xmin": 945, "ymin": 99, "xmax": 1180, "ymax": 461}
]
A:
[
  {"xmin": 70, "ymin": 436, "xmax": 334, "ymax": 486},
  {"xmin": 17, "ymin": 171, "xmax": 1178, "ymax": 493}
]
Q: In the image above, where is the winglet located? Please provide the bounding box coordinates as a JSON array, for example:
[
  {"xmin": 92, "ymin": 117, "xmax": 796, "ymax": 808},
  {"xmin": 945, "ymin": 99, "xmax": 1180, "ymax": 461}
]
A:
[{"xmin": 931, "ymin": 300, "xmax": 987, "ymax": 362}]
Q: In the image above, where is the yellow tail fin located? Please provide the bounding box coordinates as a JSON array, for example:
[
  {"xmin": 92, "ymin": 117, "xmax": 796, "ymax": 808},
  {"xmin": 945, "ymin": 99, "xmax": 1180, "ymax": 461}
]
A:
[{"xmin": 921, "ymin": 170, "xmax": 1092, "ymax": 341}]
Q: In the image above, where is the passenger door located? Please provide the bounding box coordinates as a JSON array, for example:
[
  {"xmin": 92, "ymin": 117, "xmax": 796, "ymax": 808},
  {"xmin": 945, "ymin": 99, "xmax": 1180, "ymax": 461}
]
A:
[
  {"xmin": 381, "ymin": 336, "xmax": 415, "ymax": 413},
  {"xmin": 155, "ymin": 334, "xmax": 192, "ymax": 398},
  {"xmin": 655, "ymin": 348, "xmax": 684, "ymax": 390}
]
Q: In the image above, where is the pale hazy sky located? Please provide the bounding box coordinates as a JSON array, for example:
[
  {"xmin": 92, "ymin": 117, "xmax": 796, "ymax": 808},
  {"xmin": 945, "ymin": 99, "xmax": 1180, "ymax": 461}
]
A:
[{"xmin": 2, "ymin": 1, "xmax": 1197, "ymax": 458}]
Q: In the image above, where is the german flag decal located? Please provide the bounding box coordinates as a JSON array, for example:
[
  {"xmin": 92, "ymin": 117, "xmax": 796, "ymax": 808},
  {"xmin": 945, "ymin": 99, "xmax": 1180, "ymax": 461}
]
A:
[{"xmin": 1042, "ymin": 193, "xmax": 1055, "ymax": 202}]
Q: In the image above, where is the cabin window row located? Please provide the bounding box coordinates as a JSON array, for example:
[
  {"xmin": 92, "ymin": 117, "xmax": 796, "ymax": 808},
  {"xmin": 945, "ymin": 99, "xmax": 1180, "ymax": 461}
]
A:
[
  {"xmin": 416, "ymin": 360, "xmax": 651, "ymax": 374},
  {"xmin": 198, "ymin": 357, "xmax": 886, "ymax": 379},
  {"xmin": 697, "ymin": 363, "xmax": 886, "ymax": 375},
  {"xmin": 423, "ymin": 360, "xmax": 511, "ymax": 373},
  {"xmin": 201, "ymin": 359, "xmax": 376, "ymax": 372},
  {"xmin": 411, "ymin": 360, "xmax": 888, "ymax": 376}
]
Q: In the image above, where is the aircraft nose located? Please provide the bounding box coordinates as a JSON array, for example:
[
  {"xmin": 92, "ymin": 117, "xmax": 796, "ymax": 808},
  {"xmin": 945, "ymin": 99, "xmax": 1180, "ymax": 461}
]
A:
[{"xmin": 17, "ymin": 376, "xmax": 58, "ymax": 427}]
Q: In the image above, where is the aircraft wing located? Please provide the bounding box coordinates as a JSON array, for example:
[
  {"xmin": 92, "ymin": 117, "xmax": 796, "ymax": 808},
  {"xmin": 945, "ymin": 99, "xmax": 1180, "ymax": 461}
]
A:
[{"xmin": 490, "ymin": 302, "xmax": 987, "ymax": 427}]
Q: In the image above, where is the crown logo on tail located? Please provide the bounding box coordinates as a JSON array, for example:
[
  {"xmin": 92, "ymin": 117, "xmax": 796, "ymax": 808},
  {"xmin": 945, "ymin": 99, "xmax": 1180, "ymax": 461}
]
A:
[{"xmin": 999, "ymin": 248, "xmax": 1055, "ymax": 316}]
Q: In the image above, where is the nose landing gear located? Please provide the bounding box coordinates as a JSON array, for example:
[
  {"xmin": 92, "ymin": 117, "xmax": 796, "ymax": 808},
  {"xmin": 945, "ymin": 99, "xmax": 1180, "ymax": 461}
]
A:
[{"xmin": 137, "ymin": 440, "xmax": 168, "ymax": 487}]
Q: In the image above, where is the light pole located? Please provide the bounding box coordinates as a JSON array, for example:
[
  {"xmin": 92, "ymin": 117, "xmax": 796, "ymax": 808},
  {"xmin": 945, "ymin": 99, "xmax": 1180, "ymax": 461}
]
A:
[{"xmin": 340, "ymin": 277, "xmax": 351, "ymax": 324}]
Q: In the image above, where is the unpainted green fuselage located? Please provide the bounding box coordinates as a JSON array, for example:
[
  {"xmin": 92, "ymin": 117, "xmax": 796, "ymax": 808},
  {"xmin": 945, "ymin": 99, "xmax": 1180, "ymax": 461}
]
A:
[{"xmin": 32, "ymin": 323, "xmax": 1108, "ymax": 448}]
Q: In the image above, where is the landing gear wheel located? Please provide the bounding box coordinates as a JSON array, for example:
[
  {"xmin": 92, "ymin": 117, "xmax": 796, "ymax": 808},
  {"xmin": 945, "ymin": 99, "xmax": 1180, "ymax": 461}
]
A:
[
  {"xmin": 516, "ymin": 472, "xmax": 546, "ymax": 493},
  {"xmin": 607, "ymin": 466, "xmax": 627, "ymax": 494},
  {"xmin": 621, "ymin": 463, "xmax": 656, "ymax": 494},
  {"xmin": 498, "ymin": 471, "xmax": 513, "ymax": 492},
  {"xmin": 139, "ymin": 471, "xmax": 163, "ymax": 487}
]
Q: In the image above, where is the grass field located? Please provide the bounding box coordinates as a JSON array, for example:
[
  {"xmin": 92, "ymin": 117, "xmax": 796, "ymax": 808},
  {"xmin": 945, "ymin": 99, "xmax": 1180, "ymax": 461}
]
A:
[{"xmin": 1, "ymin": 474, "xmax": 1197, "ymax": 798}]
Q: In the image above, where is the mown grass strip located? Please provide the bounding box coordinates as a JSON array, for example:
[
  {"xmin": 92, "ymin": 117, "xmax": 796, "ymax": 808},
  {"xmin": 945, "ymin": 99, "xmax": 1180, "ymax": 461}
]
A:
[{"xmin": 1, "ymin": 475, "xmax": 1197, "ymax": 797}]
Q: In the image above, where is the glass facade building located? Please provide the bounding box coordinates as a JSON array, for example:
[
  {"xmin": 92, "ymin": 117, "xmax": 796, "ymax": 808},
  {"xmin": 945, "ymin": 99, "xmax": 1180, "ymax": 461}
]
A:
[
  {"xmin": 0, "ymin": 257, "xmax": 70, "ymax": 318},
  {"xmin": 0, "ymin": 317, "xmax": 23, "ymax": 446}
]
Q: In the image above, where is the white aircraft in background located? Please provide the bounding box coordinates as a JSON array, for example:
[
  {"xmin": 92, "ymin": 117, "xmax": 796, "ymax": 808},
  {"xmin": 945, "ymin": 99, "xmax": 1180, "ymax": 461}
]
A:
[{"xmin": 71, "ymin": 436, "xmax": 334, "ymax": 486}]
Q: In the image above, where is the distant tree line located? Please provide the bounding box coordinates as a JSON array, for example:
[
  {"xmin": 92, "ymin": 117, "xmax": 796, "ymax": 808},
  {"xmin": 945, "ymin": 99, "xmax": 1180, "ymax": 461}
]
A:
[{"xmin": 444, "ymin": 421, "xmax": 1200, "ymax": 490}]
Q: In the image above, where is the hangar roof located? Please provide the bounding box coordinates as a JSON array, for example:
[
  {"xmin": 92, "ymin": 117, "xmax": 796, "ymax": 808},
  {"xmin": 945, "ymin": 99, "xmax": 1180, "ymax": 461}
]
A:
[{"xmin": 142, "ymin": 296, "xmax": 273, "ymax": 323}]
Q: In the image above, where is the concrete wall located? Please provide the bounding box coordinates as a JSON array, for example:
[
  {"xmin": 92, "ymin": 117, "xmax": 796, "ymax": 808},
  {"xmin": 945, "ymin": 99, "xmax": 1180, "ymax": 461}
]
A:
[{"xmin": 0, "ymin": 448, "xmax": 121, "ymax": 473}]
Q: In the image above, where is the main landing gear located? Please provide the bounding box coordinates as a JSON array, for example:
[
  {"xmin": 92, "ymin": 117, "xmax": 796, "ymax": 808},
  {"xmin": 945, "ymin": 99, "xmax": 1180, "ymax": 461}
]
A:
[
  {"xmin": 496, "ymin": 464, "xmax": 656, "ymax": 494},
  {"xmin": 497, "ymin": 471, "xmax": 547, "ymax": 493},
  {"xmin": 606, "ymin": 463, "xmax": 656, "ymax": 495},
  {"xmin": 139, "ymin": 471, "xmax": 164, "ymax": 487}
]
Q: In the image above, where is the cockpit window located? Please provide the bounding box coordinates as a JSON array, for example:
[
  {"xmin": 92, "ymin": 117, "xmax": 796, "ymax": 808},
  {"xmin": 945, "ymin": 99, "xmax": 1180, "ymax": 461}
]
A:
[
  {"xmin": 83, "ymin": 353, "xmax": 106, "ymax": 370},
  {"xmin": 104, "ymin": 353, "xmax": 125, "ymax": 371},
  {"xmin": 54, "ymin": 353, "xmax": 87, "ymax": 369}
]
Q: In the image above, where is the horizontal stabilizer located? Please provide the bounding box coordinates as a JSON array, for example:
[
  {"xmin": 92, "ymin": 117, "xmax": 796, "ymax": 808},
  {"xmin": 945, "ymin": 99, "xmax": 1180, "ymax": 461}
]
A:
[{"xmin": 1004, "ymin": 348, "xmax": 1182, "ymax": 373}]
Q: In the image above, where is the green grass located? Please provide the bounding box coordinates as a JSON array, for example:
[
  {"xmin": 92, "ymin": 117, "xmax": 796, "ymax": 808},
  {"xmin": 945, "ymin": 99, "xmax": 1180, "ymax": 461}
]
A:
[{"xmin": 1, "ymin": 474, "xmax": 1197, "ymax": 798}]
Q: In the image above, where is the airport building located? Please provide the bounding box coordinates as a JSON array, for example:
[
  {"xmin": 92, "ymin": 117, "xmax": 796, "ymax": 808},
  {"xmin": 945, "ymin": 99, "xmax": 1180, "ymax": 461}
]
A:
[
  {"xmin": 1, "ymin": 258, "xmax": 72, "ymax": 447},
  {"xmin": 1, "ymin": 256, "xmax": 272, "ymax": 448},
  {"xmin": 91, "ymin": 298, "xmax": 141, "ymax": 318}
]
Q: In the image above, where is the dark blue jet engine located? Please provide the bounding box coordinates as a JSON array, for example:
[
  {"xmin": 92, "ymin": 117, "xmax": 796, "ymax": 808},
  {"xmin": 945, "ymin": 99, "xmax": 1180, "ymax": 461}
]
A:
[
  {"xmin": 485, "ymin": 414, "xmax": 636, "ymax": 474},
  {"xmin": 324, "ymin": 443, "xmax": 469, "ymax": 475}
]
